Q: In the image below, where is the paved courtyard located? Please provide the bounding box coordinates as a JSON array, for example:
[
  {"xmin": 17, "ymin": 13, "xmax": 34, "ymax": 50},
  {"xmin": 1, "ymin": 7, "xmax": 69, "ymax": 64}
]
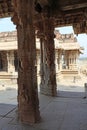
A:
[{"xmin": 0, "ymin": 80, "xmax": 87, "ymax": 130}]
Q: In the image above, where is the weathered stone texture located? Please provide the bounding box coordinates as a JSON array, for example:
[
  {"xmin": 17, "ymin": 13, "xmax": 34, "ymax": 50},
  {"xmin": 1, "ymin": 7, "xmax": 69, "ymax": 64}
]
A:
[
  {"xmin": 12, "ymin": 0, "xmax": 40, "ymax": 124},
  {"xmin": 40, "ymin": 17, "xmax": 57, "ymax": 96}
]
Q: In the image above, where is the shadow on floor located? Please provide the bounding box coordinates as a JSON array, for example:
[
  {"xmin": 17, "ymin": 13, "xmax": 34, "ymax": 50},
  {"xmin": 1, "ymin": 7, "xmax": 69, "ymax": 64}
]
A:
[
  {"xmin": 57, "ymin": 90, "xmax": 86, "ymax": 98},
  {"xmin": 0, "ymin": 92, "xmax": 87, "ymax": 130}
]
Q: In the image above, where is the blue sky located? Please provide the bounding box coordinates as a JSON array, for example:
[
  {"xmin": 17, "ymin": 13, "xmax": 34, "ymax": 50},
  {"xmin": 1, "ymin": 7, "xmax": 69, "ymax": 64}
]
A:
[
  {"xmin": 0, "ymin": 17, "xmax": 16, "ymax": 31},
  {"xmin": 0, "ymin": 17, "xmax": 87, "ymax": 58}
]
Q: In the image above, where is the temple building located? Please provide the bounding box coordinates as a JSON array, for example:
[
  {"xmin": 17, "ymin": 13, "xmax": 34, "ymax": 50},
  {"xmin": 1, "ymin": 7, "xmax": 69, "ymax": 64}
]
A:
[
  {"xmin": 0, "ymin": 31, "xmax": 18, "ymax": 81},
  {"xmin": 54, "ymin": 30, "xmax": 84, "ymax": 80},
  {"xmin": 0, "ymin": 30, "xmax": 83, "ymax": 82}
]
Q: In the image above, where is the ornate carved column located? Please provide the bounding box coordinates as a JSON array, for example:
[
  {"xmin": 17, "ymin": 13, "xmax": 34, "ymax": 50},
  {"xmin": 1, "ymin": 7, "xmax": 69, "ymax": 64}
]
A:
[
  {"xmin": 72, "ymin": 52, "xmax": 78, "ymax": 69},
  {"xmin": 55, "ymin": 50, "xmax": 58, "ymax": 73},
  {"xmin": 63, "ymin": 52, "xmax": 66, "ymax": 69},
  {"xmin": 7, "ymin": 51, "xmax": 15, "ymax": 74},
  {"xmin": 58, "ymin": 50, "xmax": 62, "ymax": 70},
  {"xmin": 36, "ymin": 50, "xmax": 40, "ymax": 76},
  {"xmin": 39, "ymin": 36, "xmax": 44, "ymax": 87},
  {"xmin": 1, "ymin": 52, "xmax": 8, "ymax": 71},
  {"xmin": 12, "ymin": 0, "xmax": 40, "ymax": 124},
  {"xmin": 36, "ymin": 31, "xmax": 45, "ymax": 92},
  {"xmin": 40, "ymin": 16, "xmax": 57, "ymax": 96},
  {"xmin": 36, "ymin": 40, "xmax": 40, "ymax": 84},
  {"xmin": 68, "ymin": 51, "xmax": 73, "ymax": 70}
]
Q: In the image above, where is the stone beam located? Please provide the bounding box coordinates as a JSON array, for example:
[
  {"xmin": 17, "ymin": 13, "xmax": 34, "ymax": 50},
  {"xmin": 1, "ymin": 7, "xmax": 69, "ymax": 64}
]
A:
[{"xmin": 58, "ymin": 0, "xmax": 87, "ymax": 11}]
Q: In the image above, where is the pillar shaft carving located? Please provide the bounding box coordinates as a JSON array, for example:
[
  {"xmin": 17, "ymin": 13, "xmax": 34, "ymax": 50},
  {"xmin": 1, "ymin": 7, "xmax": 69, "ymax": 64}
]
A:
[
  {"xmin": 40, "ymin": 17, "xmax": 57, "ymax": 96},
  {"xmin": 7, "ymin": 51, "xmax": 15, "ymax": 73},
  {"xmin": 58, "ymin": 50, "xmax": 62, "ymax": 70},
  {"xmin": 65, "ymin": 51, "xmax": 78, "ymax": 70},
  {"xmin": 12, "ymin": 0, "xmax": 40, "ymax": 124}
]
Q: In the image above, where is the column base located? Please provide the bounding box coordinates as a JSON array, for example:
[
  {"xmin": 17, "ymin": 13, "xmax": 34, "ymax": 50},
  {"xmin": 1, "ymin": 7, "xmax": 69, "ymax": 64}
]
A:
[
  {"xmin": 40, "ymin": 82, "xmax": 57, "ymax": 96},
  {"xmin": 19, "ymin": 105, "xmax": 41, "ymax": 124}
]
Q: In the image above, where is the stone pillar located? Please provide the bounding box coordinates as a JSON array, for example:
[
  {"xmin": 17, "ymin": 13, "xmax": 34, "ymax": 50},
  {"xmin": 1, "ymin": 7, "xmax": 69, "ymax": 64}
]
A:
[
  {"xmin": 67, "ymin": 52, "xmax": 69, "ymax": 69},
  {"xmin": 12, "ymin": 0, "xmax": 40, "ymax": 124},
  {"xmin": 7, "ymin": 51, "xmax": 15, "ymax": 74},
  {"xmin": 40, "ymin": 17, "xmax": 57, "ymax": 96},
  {"xmin": 39, "ymin": 37, "xmax": 44, "ymax": 86},
  {"xmin": 55, "ymin": 50, "xmax": 58, "ymax": 72},
  {"xmin": 73, "ymin": 52, "xmax": 78, "ymax": 69},
  {"xmin": 36, "ymin": 49, "xmax": 40, "ymax": 85},
  {"xmin": 36, "ymin": 50, "xmax": 40, "ymax": 75},
  {"xmin": 58, "ymin": 50, "xmax": 62, "ymax": 70},
  {"xmin": 1, "ymin": 52, "xmax": 8, "ymax": 71},
  {"xmin": 68, "ymin": 51, "xmax": 78, "ymax": 70},
  {"xmin": 40, "ymin": 38, "xmax": 44, "ymax": 67},
  {"xmin": 63, "ymin": 52, "xmax": 67, "ymax": 69},
  {"xmin": 68, "ymin": 51, "xmax": 72, "ymax": 69},
  {"xmin": 69, "ymin": 51, "xmax": 77, "ymax": 70}
]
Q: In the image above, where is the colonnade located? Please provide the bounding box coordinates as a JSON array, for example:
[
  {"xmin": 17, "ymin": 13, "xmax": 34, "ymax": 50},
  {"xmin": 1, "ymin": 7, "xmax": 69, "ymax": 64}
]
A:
[
  {"xmin": 54, "ymin": 50, "xmax": 79, "ymax": 71},
  {"xmin": 10, "ymin": 0, "xmax": 81, "ymax": 125},
  {"xmin": 11, "ymin": 0, "xmax": 57, "ymax": 124}
]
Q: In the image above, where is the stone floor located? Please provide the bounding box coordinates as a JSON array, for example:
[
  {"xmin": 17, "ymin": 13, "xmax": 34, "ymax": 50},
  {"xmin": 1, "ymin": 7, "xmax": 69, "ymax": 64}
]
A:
[
  {"xmin": 0, "ymin": 89, "xmax": 87, "ymax": 130},
  {"xmin": 0, "ymin": 78, "xmax": 87, "ymax": 130}
]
